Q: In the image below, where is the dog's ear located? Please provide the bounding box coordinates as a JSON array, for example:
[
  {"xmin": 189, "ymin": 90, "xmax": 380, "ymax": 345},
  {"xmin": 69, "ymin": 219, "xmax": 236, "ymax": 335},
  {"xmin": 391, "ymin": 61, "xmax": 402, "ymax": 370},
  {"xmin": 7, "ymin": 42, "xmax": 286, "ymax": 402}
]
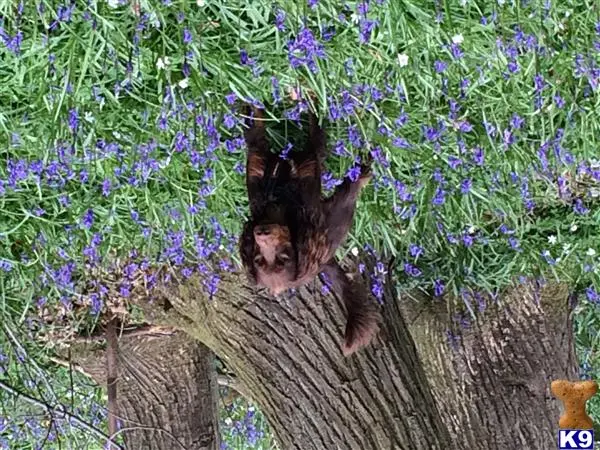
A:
[
  {"xmin": 239, "ymin": 220, "xmax": 257, "ymax": 285},
  {"xmin": 295, "ymin": 222, "xmax": 329, "ymax": 282}
]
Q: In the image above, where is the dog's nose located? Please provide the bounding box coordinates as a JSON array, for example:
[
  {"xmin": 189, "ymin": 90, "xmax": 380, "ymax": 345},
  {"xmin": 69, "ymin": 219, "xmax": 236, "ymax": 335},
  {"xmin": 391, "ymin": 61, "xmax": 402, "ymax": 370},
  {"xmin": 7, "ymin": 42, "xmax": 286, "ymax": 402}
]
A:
[{"xmin": 254, "ymin": 224, "xmax": 271, "ymax": 236}]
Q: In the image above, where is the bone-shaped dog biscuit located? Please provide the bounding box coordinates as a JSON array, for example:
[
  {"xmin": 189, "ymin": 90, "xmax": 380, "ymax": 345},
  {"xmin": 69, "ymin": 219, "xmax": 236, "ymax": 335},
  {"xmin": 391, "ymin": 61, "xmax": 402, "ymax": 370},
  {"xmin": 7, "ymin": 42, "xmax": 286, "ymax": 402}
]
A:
[{"xmin": 551, "ymin": 380, "xmax": 598, "ymax": 429}]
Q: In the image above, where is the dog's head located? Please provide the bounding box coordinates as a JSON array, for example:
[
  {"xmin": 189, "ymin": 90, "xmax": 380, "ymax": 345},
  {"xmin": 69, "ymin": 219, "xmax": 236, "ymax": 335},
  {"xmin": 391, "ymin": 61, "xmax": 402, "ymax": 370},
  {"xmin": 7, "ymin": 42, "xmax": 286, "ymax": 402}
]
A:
[{"xmin": 240, "ymin": 220, "xmax": 297, "ymax": 295}]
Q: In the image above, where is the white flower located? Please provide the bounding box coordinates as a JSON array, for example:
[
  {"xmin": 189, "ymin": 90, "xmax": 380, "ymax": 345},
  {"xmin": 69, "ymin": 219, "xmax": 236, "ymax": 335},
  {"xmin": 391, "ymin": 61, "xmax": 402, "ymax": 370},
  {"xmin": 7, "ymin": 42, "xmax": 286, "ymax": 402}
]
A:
[
  {"xmin": 548, "ymin": 235, "xmax": 557, "ymax": 245},
  {"xmin": 467, "ymin": 225, "xmax": 476, "ymax": 234},
  {"xmin": 107, "ymin": 0, "xmax": 120, "ymax": 8},
  {"xmin": 156, "ymin": 56, "xmax": 170, "ymax": 70},
  {"xmin": 178, "ymin": 78, "xmax": 189, "ymax": 89},
  {"xmin": 452, "ymin": 34, "xmax": 464, "ymax": 45},
  {"xmin": 224, "ymin": 417, "xmax": 232, "ymax": 425},
  {"xmin": 147, "ymin": 11, "xmax": 161, "ymax": 29},
  {"xmin": 587, "ymin": 248, "xmax": 597, "ymax": 257},
  {"xmin": 563, "ymin": 243, "xmax": 571, "ymax": 251},
  {"xmin": 84, "ymin": 111, "xmax": 95, "ymax": 123},
  {"xmin": 397, "ymin": 53, "xmax": 409, "ymax": 67},
  {"xmin": 570, "ymin": 224, "xmax": 578, "ymax": 232},
  {"xmin": 197, "ymin": 0, "xmax": 206, "ymax": 5},
  {"xmin": 351, "ymin": 247, "xmax": 359, "ymax": 257}
]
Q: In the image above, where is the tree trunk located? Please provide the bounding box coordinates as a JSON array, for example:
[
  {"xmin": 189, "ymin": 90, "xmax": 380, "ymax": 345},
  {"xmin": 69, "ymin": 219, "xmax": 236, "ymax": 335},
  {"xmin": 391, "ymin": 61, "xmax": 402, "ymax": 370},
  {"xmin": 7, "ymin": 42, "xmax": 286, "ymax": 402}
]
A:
[
  {"xmin": 69, "ymin": 330, "xmax": 220, "ymax": 450},
  {"xmin": 136, "ymin": 256, "xmax": 577, "ymax": 450},
  {"xmin": 399, "ymin": 282, "xmax": 577, "ymax": 449}
]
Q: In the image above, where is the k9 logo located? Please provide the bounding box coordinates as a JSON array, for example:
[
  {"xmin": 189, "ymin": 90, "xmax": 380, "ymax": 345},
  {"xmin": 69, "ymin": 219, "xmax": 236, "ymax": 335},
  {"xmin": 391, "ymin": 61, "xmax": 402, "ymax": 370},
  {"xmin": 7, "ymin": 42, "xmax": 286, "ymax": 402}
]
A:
[{"xmin": 558, "ymin": 430, "xmax": 594, "ymax": 450}]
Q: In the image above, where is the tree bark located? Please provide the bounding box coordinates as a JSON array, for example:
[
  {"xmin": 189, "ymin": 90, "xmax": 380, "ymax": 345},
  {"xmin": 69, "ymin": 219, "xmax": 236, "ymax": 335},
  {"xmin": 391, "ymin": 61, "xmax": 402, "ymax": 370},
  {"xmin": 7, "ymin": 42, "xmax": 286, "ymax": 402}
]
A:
[
  {"xmin": 69, "ymin": 330, "xmax": 220, "ymax": 450},
  {"xmin": 141, "ymin": 259, "xmax": 451, "ymax": 450},
  {"xmin": 67, "ymin": 254, "xmax": 577, "ymax": 450},
  {"xmin": 399, "ymin": 281, "xmax": 576, "ymax": 449},
  {"xmin": 135, "ymin": 255, "xmax": 577, "ymax": 450}
]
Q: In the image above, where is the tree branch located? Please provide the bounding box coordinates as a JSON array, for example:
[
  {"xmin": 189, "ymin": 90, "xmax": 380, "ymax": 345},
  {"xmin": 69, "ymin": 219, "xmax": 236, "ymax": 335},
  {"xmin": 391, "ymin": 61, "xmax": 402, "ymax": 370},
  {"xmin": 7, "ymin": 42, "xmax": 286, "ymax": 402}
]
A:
[{"xmin": 106, "ymin": 317, "xmax": 120, "ymax": 450}]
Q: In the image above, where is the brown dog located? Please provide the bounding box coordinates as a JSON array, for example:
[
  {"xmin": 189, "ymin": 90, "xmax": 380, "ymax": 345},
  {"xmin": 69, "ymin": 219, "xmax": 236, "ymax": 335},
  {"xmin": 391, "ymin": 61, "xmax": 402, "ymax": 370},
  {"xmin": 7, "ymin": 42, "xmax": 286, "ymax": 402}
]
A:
[{"xmin": 238, "ymin": 103, "xmax": 380, "ymax": 355}]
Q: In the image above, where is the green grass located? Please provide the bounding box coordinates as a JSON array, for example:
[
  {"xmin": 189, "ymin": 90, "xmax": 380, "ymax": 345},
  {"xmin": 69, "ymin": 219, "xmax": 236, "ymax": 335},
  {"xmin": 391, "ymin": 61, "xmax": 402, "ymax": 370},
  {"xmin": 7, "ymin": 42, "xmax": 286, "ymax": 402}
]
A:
[{"xmin": 1, "ymin": 0, "xmax": 600, "ymax": 448}]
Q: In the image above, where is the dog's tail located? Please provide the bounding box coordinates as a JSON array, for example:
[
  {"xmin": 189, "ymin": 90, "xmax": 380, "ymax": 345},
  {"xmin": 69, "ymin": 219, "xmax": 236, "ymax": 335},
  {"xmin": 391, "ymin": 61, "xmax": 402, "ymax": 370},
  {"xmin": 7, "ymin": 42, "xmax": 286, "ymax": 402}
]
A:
[{"xmin": 321, "ymin": 260, "xmax": 381, "ymax": 356}]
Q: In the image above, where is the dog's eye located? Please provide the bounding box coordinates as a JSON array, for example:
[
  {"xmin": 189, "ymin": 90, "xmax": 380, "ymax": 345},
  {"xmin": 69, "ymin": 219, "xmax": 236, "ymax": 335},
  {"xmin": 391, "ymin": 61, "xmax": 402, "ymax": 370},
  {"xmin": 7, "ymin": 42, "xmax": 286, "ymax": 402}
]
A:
[
  {"xmin": 277, "ymin": 253, "xmax": 290, "ymax": 264},
  {"xmin": 254, "ymin": 255, "xmax": 265, "ymax": 266}
]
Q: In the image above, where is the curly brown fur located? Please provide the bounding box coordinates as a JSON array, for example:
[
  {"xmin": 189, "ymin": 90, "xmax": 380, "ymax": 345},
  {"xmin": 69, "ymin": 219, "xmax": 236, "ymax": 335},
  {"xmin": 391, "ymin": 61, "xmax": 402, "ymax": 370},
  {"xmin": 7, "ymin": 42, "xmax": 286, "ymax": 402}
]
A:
[
  {"xmin": 239, "ymin": 103, "xmax": 379, "ymax": 354},
  {"xmin": 320, "ymin": 260, "xmax": 381, "ymax": 355}
]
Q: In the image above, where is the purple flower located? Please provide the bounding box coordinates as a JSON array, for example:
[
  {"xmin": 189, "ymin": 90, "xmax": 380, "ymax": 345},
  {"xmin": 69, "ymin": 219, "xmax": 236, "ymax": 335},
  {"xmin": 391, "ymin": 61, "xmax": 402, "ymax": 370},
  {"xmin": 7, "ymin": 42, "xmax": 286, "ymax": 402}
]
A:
[
  {"xmin": 510, "ymin": 113, "xmax": 524, "ymax": 130},
  {"xmin": 371, "ymin": 280, "xmax": 384, "ymax": 301},
  {"xmin": 0, "ymin": 260, "xmax": 13, "ymax": 272},
  {"xmin": 223, "ymin": 113, "xmax": 236, "ymax": 129},
  {"xmin": 225, "ymin": 92, "xmax": 237, "ymax": 105},
  {"xmin": 460, "ymin": 178, "xmax": 472, "ymax": 194},
  {"xmin": 472, "ymin": 147, "xmax": 485, "ymax": 166},
  {"xmin": 395, "ymin": 111, "xmax": 408, "ymax": 128},
  {"xmin": 409, "ymin": 244, "xmax": 423, "ymax": 258},
  {"xmin": 0, "ymin": 29, "xmax": 23, "ymax": 55},
  {"xmin": 574, "ymin": 199, "xmax": 589, "ymax": 215},
  {"xmin": 332, "ymin": 140, "xmax": 349, "ymax": 156},
  {"xmin": 434, "ymin": 279, "xmax": 445, "ymax": 296},
  {"xmin": 587, "ymin": 286, "xmax": 599, "ymax": 303},
  {"xmin": 68, "ymin": 108, "xmax": 79, "ymax": 133},
  {"xmin": 392, "ymin": 136, "xmax": 410, "ymax": 149},
  {"xmin": 534, "ymin": 73, "xmax": 545, "ymax": 92},
  {"xmin": 404, "ymin": 262, "xmax": 422, "ymax": 277},
  {"xmin": 450, "ymin": 43, "xmax": 463, "ymax": 59},
  {"xmin": 462, "ymin": 234, "xmax": 474, "ymax": 247},
  {"xmin": 203, "ymin": 273, "xmax": 221, "ymax": 297},
  {"xmin": 101, "ymin": 179, "xmax": 111, "ymax": 196},
  {"xmin": 448, "ymin": 156, "xmax": 462, "ymax": 169},
  {"xmin": 240, "ymin": 49, "xmax": 250, "ymax": 65},
  {"xmin": 82, "ymin": 209, "xmax": 94, "ymax": 229},
  {"xmin": 287, "ymin": 26, "xmax": 327, "ymax": 73},
  {"xmin": 322, "ymin": 172, "xmax": 342, "ymax": 190},
  {"xmin": 503, "ymin": 128, "xmax": 515, "ymax": 148},
  {"xmin": 279, "ymin": 142, "xmax": 293, "ymax": 160},
  {"xmin": 554, "ymin": 94, "xmax": 565, "ymax": 108},
  {"xmin": 308, "ymin": 0, "xmax": 319, "ymax": 8},
  {"xmin": 347, "ymin": 125, "xmax": 362, "ymax": 147},
  {"xmin": 434, "ymin": 60, "xmax": 448, "ymax": 73},
  {"xmin": 274, "ymin": 8, "xmax": 286, "ymax": 31},
  {"xmin": 346, "ymin": 165, "xmax": 361, "ymax": 182},
  {"xmin": 432, "ymin": 186, "xmax": 446, "ymax": 205},
  {"xmin": 183, "ymin": 28, "xmax": 192, "ymax": 44},
  {"xmin": 90, "ymin": 294, "xmax": 102, "ymax": 315},
  {"xmin": 358, "ymin": 19, "xmax": 378, "ymax": 44},
  {"xmin": 370, "ymin": 146, "xmax": 389, "ymax": 168},
  {"xmin": 483, "ymin": 121, "xmax": 496, "ymax": 137},
  {"xmin": 394, "ymin": 180, "xmax": 412, "ymax": 202},
  {"xmin": 508, "ymin": 236, "xmax": 521, "ymax": 251}
]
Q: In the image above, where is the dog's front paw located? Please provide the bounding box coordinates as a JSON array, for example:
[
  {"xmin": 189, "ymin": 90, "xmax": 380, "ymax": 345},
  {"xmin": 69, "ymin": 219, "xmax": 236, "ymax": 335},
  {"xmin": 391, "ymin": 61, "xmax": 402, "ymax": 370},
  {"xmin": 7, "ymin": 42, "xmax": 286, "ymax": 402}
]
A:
[{"xmin": 358, "ymin": 155, "xmax": 373, "ymax": 187}]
